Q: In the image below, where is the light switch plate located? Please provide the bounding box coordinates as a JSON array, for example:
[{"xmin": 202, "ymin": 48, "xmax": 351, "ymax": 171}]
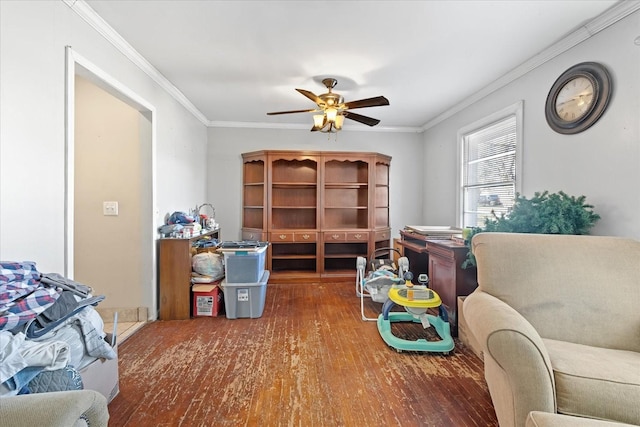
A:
[{"xmin": 103, "ymin": 201, "xmax": 119, "ymax": 216}]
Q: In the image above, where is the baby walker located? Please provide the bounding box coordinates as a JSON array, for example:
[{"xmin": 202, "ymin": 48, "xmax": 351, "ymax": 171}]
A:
[
  {"xmin": 356, "ymin": 248, "xmax": 409, "ymax": 321},
  {"xmin": 378, "ymin": 274, "xmax": 454, "ymax": 355},
  {"xmin": 357, "ymin": 250, "xmax": 454, "ymax": 354}
]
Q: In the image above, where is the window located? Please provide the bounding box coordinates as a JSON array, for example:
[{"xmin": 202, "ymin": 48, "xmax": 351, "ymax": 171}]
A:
[{"xmin": 458, "ymin": 101, "xmax": 523, "ymax": 228}]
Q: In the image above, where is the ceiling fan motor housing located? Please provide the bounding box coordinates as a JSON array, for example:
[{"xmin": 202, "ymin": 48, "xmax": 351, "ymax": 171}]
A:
[
  {"xmin": 319, "ymin": 78, "xmax": 343, "ymax": 108},
  {"xmin": 320, "ymin": 93, "xmax": 344, "ymax": 108}
]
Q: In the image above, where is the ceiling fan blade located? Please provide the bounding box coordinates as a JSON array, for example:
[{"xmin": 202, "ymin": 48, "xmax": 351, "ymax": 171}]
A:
[
  {"xmin": 343, "ymin": 111, "xmax": 381, "ymax": 127},
  {"xmin": 267, "ymin": 108, "xmax": 317, "ymax": 115},
  {"xmin": 344, "ymin": 96, "xmax": 390, "ymax": 110},
  {"xmin": 296, "ymin": 89, "xmax": 323, "ymax": 105}
]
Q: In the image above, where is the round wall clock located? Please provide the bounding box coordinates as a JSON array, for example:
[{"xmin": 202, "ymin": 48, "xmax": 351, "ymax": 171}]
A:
[{"xmin": 545, "ymin": 62, "xmax": 612, "ymax": 134}]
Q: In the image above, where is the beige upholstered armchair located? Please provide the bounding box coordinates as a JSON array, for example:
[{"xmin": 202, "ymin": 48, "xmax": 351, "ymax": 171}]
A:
[
  {"xmin": 0, "ymin": 389, "xmax": 109, "ymax": 427},
  {"xmin": 463, "ymin": 233, "xmax": 640, "ymax": 427}
]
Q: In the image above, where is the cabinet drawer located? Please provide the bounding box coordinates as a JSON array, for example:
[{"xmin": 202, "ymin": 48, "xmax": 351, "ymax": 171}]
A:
[
  {"xmin": 374, "ymin": 229, "xmax": 390, "ymax": 241},
  {"xmin": 346, "ymin": 231, "xmax": 369, "ymax": 242},
  {"xmin": 270, "ymin": 231, "xmax": 317, "ymax": 242},
  {"xmin": 294, "ymin": 232, "xmax": 317, "ymax": 242},
  {"xmin": 242, "ymin": 230, "xmax": 266, "ymax": 241},
  {"xmin": 271, "ymin": 232, "xmax": 294, "ymax": 242},
  {"xmin": 323, "ymin": 231, "xmax": 347, "ymax": 242},
  {"xmin": 426, "ymin": 243, "xmax": 457, "ymax": 260},
  {"xmin": 323, "ymin": 231, "xmax": 369, "ymax": 242}
]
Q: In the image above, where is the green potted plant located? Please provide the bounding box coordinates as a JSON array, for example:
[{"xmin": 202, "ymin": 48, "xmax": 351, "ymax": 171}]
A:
[{"xmin": 462, "ymin": 190, "xmax": 601, "ymax": 268}]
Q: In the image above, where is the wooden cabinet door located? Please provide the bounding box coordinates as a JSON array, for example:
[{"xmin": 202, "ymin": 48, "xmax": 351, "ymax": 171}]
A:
[{"xmin": 428, "ymin": 254, "xmax": 457, "ymax": 316}]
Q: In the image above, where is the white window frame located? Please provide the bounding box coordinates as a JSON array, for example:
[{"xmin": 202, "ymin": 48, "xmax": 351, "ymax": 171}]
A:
[{"xmin": 456, "ymin": 101, "xmax": 524, "ymax": 228}]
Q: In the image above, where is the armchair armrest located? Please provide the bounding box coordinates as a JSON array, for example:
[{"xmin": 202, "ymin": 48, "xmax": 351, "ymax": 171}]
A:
[
  {"xmin": 464, "ymin": 290, "xmax": 556, "ymax": 427},
  {"xmin": 0, "ymin": 389, "xmax": 108, "ymax": 427}
]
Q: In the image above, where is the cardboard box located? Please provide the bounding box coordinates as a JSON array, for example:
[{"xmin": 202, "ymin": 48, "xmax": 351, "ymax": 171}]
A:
[
  {"xmin": 80, "ymin": 331, "xmax": 119, "ymax": 403},
  {"xmin": 457, "ymin": 296, "xmax": 483, "ymax": 360},
  {"xmin": 192, "ymin": 283, "xmax": 223, "ymax": 317}
]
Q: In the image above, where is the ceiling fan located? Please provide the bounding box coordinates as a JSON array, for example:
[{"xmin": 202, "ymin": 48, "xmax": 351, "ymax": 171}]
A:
[{"xmin": 267, "ymin": 78, "xmax": 390, "ymax": 133}]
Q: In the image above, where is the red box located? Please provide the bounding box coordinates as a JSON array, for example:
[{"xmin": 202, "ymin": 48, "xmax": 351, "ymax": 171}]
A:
[{"xmin": 192, "ymin": 282, "xmax": 223, "ymax": 317}]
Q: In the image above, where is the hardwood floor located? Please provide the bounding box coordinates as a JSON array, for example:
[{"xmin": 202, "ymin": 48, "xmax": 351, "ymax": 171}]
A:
[{"xmin": 107, "ymin": 281, "xmax": 497, "ymax": 426}]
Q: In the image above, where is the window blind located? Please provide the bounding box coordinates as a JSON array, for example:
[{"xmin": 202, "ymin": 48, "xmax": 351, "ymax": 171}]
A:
[{"xmin": 462, "ymin": 115, "xmax": 517, "ymax": 228}]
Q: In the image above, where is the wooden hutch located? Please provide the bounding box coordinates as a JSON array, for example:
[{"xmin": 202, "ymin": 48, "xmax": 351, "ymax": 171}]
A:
[{"xmin": 242, "ymin": 150, "xmax": 391, "ymax": 281}]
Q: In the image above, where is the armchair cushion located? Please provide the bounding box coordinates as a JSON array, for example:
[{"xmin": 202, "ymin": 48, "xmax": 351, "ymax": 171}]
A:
[
  {"xmin": 526, "ymin": 411, "xmax": 637, "ymax": 427},
  {"xmin": 544, "ymin": 339, "xmax": 640, "ymax": 424}
]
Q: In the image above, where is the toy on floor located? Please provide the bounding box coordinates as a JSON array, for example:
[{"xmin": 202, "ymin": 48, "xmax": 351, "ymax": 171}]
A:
[
  {"xmin": 376, "ymin": 273, "xmax": 454, "ymax": 354},
  {"xmin": 356, "ymin": 248, "xmax": 409, "ymax": 321}
]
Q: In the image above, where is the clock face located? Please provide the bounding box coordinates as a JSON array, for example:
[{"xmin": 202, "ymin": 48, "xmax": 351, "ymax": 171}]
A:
[
  {"xmin": 545, "ymin": 62, "xmax": 612, "ymax": 135},
  {"xmin": 555, "ymin": 76, "xmax": 595, "ymax": 122}
]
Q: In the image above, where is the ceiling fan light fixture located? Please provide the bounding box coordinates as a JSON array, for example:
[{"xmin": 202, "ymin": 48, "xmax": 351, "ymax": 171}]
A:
[
  {"xmin": 334, "ymin": 114, "xmax": 344, "ymax": 130},
  {"xmin": 325, "ymin": 108, "xmax": 338, "ymax": 122},
  {"xmin": 313, "ymin": 114, "xmax": 325, "ymax": 128}
]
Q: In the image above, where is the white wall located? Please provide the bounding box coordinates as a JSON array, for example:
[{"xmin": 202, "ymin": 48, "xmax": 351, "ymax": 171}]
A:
[
  {"xmin": 422, "ymin": 10, "xmax": 640, "ymax": 238},
  {"xmin": 207, "ymin": 127, "xmax": 424, "ymax": 241},
  {"xmin": 0, "ymin": 1, "xmax": 208, "ymax": 276}
]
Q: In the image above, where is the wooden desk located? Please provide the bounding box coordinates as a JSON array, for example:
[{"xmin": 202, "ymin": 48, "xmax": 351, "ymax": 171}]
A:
[
  {"xmin": 399, "ymin": 230, "xmax": 477, "ymax": 336},
  {"xmin": 425, "ymin": 239, "xmax": 477, "ymax": 336}
]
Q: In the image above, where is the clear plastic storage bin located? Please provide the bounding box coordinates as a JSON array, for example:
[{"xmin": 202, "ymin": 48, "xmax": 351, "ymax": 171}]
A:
[
  {"xmin": 222, "ymin": 245, "xmax": 267, "ymax": 283},
  {"xmin": 222, "ymin": 270, "xmax": 269, "ymax": 319}
]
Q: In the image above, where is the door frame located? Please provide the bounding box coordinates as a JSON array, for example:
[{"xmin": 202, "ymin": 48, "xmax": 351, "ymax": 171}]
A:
[{"xmin": 64, "ymin": 46, "xmax": 157, "ymax": 318}]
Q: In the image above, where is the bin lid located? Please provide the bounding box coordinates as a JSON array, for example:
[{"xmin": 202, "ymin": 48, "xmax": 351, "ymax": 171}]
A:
[
  {"xmin": 219, "ymin": 245, "xmax": 268, "ymax": 254},
  {"xmin": 219, "ymin": 241, "xmax": 268, "ymax": 249},
  {"xmin": 192, "ymin": 284, "xmax": 218, "ymax": 292}
]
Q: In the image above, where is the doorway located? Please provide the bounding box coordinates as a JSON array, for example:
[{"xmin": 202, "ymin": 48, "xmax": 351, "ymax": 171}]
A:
[{"xmin": 65, "ymin": 47, "xmax": 156, "ymax": 320}]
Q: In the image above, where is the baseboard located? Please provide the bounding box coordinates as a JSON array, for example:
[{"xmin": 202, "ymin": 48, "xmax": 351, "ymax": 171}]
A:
[{"xmin": 96, "ymin": 307, "xmax": 148, "ymax": 323}]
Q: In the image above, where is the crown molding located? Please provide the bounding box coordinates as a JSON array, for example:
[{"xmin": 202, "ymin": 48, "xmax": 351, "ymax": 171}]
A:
[
  {"xmin": 208, "ymin": 121, "xmax": 423, "ymax": 133},
  {"xmin": 421, "ymin": 0, "xmax": 640, "ymax": 131},
  {"xmin": 63, "ymin": 0, "xmax": 209, "ymax": 126}
]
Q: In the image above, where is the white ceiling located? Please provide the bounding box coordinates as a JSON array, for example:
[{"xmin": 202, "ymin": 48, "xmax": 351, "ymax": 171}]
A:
[{"xmin": 84, "ymin": 0, "xmax": 621, "ymax": 131}]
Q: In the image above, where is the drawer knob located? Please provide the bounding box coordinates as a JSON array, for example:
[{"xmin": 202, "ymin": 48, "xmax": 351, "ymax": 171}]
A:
[
  {"xmin": 332, "ymin": 234, "xmax": 340, "ymax": 240},
  {"xmin": 279, "ymin": 234, "xmax": 287, "ymax": 240},
  {"xmin": 354, "ymin": 233, "xmax": 362, "ymax": 239},
  {"xmin": 302, "ymin": 234, "xmax": 310, "ymax": 240}
]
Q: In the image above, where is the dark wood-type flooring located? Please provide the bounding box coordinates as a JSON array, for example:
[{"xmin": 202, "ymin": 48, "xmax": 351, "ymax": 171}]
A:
[{"xmin": 108, "ymin": 281, "xmax": 497, "ymax": 426}]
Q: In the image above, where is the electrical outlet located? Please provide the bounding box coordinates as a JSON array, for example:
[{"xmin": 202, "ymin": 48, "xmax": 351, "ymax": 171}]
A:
[{"xmin": 103, "ymin": 201, "xmax": 119, "ymax": 216}]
